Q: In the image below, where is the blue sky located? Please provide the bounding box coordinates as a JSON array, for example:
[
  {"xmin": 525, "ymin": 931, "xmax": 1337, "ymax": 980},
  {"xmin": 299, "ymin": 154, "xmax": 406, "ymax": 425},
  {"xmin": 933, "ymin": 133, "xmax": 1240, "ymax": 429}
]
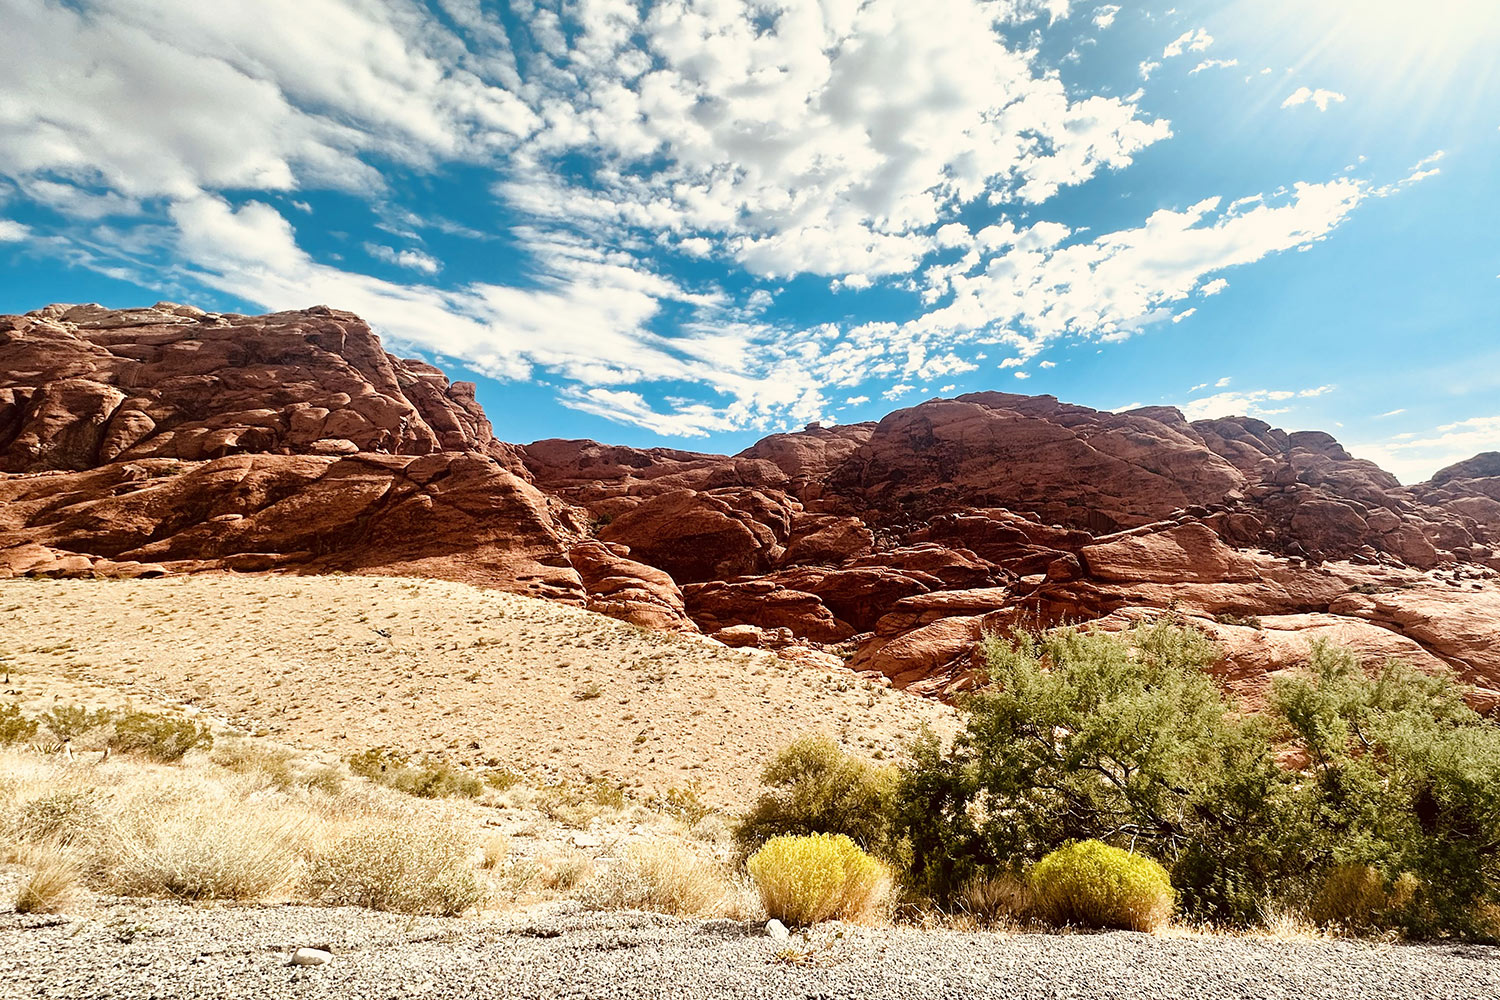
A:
[{"xmin": 1, "ymin": 0, "xmax": 1497, "ymax": 483}]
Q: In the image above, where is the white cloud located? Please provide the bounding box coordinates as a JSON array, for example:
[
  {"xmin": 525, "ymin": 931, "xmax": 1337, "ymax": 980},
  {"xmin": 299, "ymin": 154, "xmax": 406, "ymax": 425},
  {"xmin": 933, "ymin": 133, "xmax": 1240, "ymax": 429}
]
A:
[
  {"xmin": 365, "ymin": 243, "xmax": 442, "ymax": 274},
  {"xmin": 1376, "ymin": 408, "xmax": 1406, "ymax": 418},
  {"xmin": 1163, "ymin": 28, "xmax": 1212, "ymax": 58},
  {"xmin": 1014, "ymin": 370, "xmax": 1031, "ymax": 379},
  {"xmin": 1215, "ymin": 376, "xmax": 1233, "ymax": 387},
  {"xmin": 1353, "ymin": 415, "xmax": 1500, "ymax": 485},
  {"xmin": 1172, "ymin": 307, "xmax": 1196, "ymax": 323},
  {"xmin": 0, "ymin": 220, "xmax": 30, "ymax": 241},
  {"xmin": 1093, "ymin": 5, "xmax": 1120, "ymax": 29},
  {"xmin": 1190, "ymin": 59, "xmax": 1238, "ymax": 75},
  {"xmin": 1282, "ymin": 87, "xmax": 1347, "ymax": 111},
  {"xmin": 843, "ymin": 395, "xmax": 869, "ymax": 406},
  {"xmin": 1139, "ymin": 60, "xmax": 1162, "ymax": 80},
  {"xmin": 0, "ymin": 0, "xmax": 1405, "ymax": 441},
  {"xmin": 1200, "ymin": 277, "xmax": 1229, "ymax": 296},
  {"xmin": 1179, "ymin": 384, "xmax": 1335, "ymax": 422},
  {"xmin": 1039, "ymin": 360, "xmax": 1056, "ymax": 368},
  {"xmin": 908, "ymin": 179, "xmax": 1368, "ymax": 357},
  {"xmin": 883, "ymin": 383, "xmax": 916, "ymax": 401}
]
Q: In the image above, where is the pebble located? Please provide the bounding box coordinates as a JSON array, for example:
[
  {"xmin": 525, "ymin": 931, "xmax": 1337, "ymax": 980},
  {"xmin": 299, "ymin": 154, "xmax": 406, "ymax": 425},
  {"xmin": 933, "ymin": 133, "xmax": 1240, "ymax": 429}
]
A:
[
  {"xmin": 289, "ymin": 948, "xmax": 332, "ymax": 967},
  {"xmin": 765, "ymin": 919, "xmax": 790, "ymax": 942}
]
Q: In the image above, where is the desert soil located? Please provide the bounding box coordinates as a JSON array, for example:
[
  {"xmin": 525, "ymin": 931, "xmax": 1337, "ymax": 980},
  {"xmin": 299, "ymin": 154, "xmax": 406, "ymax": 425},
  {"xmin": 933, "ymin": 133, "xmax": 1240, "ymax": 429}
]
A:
[
  {"xmin": 0, "ymin": 575, "xmax": 955, "ymax": 805},
  {"xmin": 2, "ymin": 899, "xmax": 1497, "ymax": 1000}
]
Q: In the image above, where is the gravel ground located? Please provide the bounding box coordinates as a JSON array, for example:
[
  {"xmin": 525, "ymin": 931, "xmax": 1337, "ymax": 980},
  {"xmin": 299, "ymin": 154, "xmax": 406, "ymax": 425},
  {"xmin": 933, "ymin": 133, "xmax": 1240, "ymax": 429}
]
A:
[{"xmin": 2, "ymin": 899, "xmax": 1497, "ymax": 1000}]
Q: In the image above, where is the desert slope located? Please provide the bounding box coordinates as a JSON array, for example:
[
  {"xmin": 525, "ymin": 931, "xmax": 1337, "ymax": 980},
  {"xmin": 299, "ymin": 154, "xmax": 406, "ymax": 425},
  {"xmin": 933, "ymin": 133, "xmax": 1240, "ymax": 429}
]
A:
[{"xmin": 0, "ymin": 574, "xmax": 953, "ymax": 805}]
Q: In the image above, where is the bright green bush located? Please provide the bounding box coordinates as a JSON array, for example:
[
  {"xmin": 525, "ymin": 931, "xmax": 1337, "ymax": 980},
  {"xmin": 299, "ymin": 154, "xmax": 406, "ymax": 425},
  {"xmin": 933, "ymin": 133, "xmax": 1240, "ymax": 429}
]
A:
[
  {"xmin": 746, "ymin": 832, "xmax": 889, "ymax": 926},
  {"xmin": 734, "ymin": 737, "xmax": 897, "ymax": 859},
  {"xmin": 1029, "ymin": 840, "xmax": 1175, "ymax": 931},
  {"xmin": 895, "ymin": 622, "xmax": 1286, "ymax": 922}
]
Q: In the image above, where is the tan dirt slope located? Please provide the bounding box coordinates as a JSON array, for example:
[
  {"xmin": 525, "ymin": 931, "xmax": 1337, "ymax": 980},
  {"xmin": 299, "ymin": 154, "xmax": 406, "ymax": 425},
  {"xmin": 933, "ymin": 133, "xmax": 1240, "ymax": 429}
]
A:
[{"xmin": 0, "ymin": 575, "xmax": 954, "ymax": 806}]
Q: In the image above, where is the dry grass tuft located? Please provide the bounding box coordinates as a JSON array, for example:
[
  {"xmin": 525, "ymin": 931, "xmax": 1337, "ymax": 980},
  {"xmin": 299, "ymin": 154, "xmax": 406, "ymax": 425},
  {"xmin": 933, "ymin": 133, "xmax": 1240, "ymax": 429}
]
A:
[
  {"xmin": 13, "ymin": 845, "xmax": 81, "ymax": 914},
  {"xmin": 305, "ymin": 818, "xmax": 484, "ymax": 915},
  {"xmin": 105, "ymin": 792, "xmax": 306, "ymax": 901},
  {"xmin": 579, "ymin": 840, "xmax": 741, "ymax": 917}
]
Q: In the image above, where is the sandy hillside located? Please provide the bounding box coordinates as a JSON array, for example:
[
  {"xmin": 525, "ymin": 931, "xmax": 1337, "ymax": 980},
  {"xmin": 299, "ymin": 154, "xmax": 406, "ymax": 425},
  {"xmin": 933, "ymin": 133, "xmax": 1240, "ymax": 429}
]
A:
[{"xmin": 0, "ymin": 575, "xmax": 955, "ymax": 805}]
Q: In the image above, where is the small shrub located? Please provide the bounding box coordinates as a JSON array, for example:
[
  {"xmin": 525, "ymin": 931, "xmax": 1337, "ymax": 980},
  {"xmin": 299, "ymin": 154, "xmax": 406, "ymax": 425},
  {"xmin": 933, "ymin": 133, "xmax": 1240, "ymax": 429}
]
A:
[
  {"xmin": 1029, "ymin": 840, "xmax": 1175, "ymax": 932},
  {"xmin": 1307, "ymin": 864, "xmax": 1408, "ymax": 932},
  {"xmin": 480, "ymin": 833, "xmax": 509, "ymax": 870},
  {"xmin": 541, "ymin": 851, "xmax": 594, "ymax": 890},
  {"xmin": 735, "ymin": 737, "xmax": 897, "ymax": 859},
  {"xmin": 305, "ymin": 820, "xmax": 483, "ymax": 915},
  {"xmin": 0, "ymin": 704, "xmax": 38, "ymax": 745},
  {"xmin": 579, "ymin": 840, "xmax": 731, "ymax": 917},
  {"xmin": 13, "ymin": 790, "xmax": 102, "ymax": 846},
  {"xmin": 14, "ymin": 846, "xmax": 80, "ymax": 914},
  {"xmin": 212, "ymin": 739, "xmax": 296, "ymax": 787},
  {"xmin": 540, "ymin": 778, "xmax": 626, "ymax": 828},
  {"xmin": 39, "ymin": 705, "xmax": 113, "ymax": 742},
  {"xmin": 747, "ymin": 833, "xmax": 890, "ymax": 926},
  {"xmin": 109, "ymin": 711, "xmax": 212, "ymax": 762},
  {"xmin": 347, "ymin": 747, "xmax": 483, "ymax": 799},
  {"xmin": 665, "ymin": 780, "xmax": 713, "ymax": 827},
  {"xmin": 106, "ymin": 799, "xmax": 302, "ymax": 901}
]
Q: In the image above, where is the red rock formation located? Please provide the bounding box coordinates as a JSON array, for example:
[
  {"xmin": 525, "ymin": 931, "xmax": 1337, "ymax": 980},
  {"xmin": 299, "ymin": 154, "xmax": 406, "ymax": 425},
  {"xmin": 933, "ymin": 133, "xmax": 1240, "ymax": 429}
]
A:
[{"xmin": 4, "ymin": 303, "xmax": 1498, "ymax": 705}]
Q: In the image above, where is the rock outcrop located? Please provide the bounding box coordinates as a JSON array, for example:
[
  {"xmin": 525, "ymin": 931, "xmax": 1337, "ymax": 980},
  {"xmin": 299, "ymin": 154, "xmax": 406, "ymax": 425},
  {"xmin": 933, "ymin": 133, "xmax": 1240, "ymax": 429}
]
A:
[{"xmin": 4, "ymin": 303, "xmax": 1497, "ymax": 706}]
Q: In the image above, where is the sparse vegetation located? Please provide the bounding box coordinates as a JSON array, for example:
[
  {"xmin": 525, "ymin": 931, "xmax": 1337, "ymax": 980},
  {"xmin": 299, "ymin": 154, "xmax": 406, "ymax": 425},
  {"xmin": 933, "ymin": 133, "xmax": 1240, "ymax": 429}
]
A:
[
  {"xmin": 13, "ymin": 845, "xmax": 81, "ymax": 914},
  {"xmin": 347, "ymin": 746, "xmax": 483, "ymax": 799},
  {"xmin": 109, "ymin": 710, "xmax": 213, "ymax": 762},
  {"xmin": 747, "ymin": 833, "xmax": 890, "ymax": 926}
]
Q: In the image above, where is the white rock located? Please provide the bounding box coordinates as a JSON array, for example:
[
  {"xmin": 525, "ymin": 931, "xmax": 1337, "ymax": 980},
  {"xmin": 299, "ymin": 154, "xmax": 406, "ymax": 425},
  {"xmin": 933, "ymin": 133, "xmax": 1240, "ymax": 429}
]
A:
[
  {"xmin": 290, "ymin": 948, "xmax": 332, "ymax": 966},
  {"xmin": 765, "ymin": 919, "xmax": 790, "ymax": 942}
]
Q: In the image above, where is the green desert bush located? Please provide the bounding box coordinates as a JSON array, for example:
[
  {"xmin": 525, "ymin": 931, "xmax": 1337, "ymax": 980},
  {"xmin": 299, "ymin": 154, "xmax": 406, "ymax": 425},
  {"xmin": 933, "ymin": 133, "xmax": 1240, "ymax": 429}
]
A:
[
  {"xmin": 746, "ymin": 833, "xmax": 890, "ymax": 926},
  {"xmin": 0, "ymin": 704, "xmax": 38, "ymax": 745},
  {"xmin": 734, "ymin": 736, "xmax": 897, "ymax": 859},
  {"xmin": 305, "ymin": 819, "xmax": 483, "ymax": 915},
  {"xmin": 895, "ymin": 622, "xmax": 1286, "ymax": 923},
  {"xmin": 347, "ymin": 747, "xmax": 482, "ymax": 799},
  {"xmin": 39, "ymin": 705, "xmax": 113, "ymax": 743},
  {"xmin": 1028, "ymin": 840, "xmax": 1175, "ymax": 932},
  {"xmin": 108, "ymin": 710, "xmax": 212, "ymax": 762},
  {"xmin": 1306, "ymin": 864, "xmax": 1416, "ymax": 932},
  {"xmin": 1270, "ymin": 643, "xmax": 1500, "ymax": 938}
]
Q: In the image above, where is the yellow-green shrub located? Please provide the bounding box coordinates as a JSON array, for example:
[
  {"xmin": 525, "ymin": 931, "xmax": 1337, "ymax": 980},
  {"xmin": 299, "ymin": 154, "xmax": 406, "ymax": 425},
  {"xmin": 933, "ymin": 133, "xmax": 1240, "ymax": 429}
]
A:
[
  {"xmin": 746, "ymin": 833, "xmax": 889, "ymax": 926},
  {"xmin": 1029, "ymin": 840, "xmax": 1175, "ymax": 931}
]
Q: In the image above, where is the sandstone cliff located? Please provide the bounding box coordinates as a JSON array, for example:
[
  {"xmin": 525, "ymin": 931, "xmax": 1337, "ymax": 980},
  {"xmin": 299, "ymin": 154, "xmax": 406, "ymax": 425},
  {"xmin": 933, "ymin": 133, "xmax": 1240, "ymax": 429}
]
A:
[{"xmin": 3, "ymin": 303, "xmax": 1496, "ymax": 706}]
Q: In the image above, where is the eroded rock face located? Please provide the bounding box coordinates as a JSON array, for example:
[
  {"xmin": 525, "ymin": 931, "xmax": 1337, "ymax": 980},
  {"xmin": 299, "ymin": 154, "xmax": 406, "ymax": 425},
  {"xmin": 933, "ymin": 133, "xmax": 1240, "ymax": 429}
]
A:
[
  {"xmin": 0, "ymin": 303, "xmax": 514, "ymax": 471},
  {"xmin": 0, "ymin": 304, "xmax": 579, "ymax": 599},
  {"xmin": 4, "ymin": 303, "xmax": 1497, "ymax": 705}
]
